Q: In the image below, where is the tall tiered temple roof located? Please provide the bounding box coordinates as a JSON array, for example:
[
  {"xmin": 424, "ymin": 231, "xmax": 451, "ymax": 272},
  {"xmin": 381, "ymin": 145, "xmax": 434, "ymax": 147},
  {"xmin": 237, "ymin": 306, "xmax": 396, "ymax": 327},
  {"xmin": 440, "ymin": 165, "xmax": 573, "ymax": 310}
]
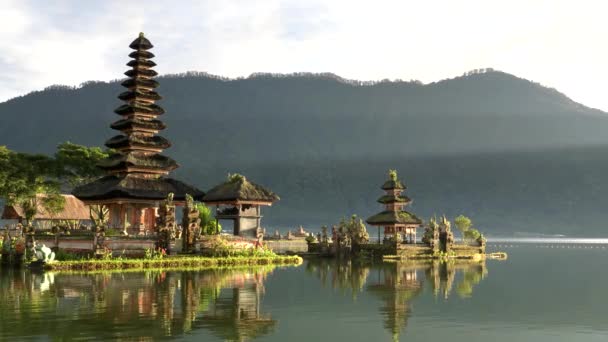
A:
[
  {"xmin": 366, "ymin": 170, "xmax": 421, "ymax": 226},
  {"xmin": 73, "ymin": 33, "xmax": 203, "ymax": 202}
]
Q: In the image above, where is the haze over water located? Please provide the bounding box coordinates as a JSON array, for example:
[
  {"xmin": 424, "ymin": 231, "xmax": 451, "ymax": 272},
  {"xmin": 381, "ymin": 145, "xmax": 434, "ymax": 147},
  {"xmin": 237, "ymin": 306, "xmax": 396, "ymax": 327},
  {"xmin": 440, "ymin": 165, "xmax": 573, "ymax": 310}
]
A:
[{"xmin": 1, "ymin": 244, "xmax": 607, "ymax": 341}]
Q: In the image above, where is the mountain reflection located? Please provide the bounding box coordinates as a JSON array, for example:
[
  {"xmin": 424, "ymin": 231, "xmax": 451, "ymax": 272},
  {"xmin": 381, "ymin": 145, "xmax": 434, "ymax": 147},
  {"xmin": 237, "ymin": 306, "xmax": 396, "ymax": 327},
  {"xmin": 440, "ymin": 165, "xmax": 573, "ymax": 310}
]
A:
[
  {"xmin": 0, "ymin": 267, "xmax": 277, "ymax": 341},
  {"xmin": 306, "ymin": 259, "xmax": 488, "ymax": 341}
]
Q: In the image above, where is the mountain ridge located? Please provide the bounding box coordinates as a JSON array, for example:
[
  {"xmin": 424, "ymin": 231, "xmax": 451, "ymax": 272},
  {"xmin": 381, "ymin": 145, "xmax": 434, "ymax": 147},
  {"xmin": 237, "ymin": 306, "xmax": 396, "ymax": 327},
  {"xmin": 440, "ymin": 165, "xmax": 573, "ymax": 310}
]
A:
[{"xmin": 2, "ymin": 69, "xmax": 608, "ymax": 236}]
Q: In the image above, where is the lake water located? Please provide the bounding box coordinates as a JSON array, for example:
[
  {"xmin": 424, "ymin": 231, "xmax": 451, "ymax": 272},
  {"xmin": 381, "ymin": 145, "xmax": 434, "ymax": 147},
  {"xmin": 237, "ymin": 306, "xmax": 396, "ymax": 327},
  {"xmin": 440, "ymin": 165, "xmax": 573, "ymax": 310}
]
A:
[{"xmin": 1, "ymin": 243, "xmax": 607, "ymax": 341}]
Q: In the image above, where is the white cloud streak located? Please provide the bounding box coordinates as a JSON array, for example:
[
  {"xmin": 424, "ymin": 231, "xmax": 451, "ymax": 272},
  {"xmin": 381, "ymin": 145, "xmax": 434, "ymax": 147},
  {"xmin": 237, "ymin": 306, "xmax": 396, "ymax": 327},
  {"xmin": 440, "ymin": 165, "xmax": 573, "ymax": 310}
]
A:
[{"xmin": 1, "ymin": 0, "xmax": 608, "ymax": 110}]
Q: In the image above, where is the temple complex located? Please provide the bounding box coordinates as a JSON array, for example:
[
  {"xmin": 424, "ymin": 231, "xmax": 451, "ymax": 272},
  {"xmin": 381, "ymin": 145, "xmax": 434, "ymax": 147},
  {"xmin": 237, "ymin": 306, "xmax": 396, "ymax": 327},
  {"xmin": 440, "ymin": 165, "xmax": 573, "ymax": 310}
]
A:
[
  {"xmin": 73, "ymin": 33, "xmax": 204, "ymax": 235},
  {"xmin": 202, "ymin": 174, "xmax": 279, "ymax": 237},
  {"xmin": 366, "ymin": 170, "xmax": 422, "ymax": 243}
]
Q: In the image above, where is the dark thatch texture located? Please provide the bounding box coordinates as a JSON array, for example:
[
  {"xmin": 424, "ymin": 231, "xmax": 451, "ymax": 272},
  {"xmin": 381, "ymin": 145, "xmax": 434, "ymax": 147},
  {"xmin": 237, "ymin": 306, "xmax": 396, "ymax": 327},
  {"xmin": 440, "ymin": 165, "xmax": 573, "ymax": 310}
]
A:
[
  {"xmin": 203, "ymin": 175, "xmax": 279, "ymax": 203},
  {"xmin": 124, "ymin": 68, "xmax": 158, "ymax": 78},
  {"xmin": 366, "ymin": 210, "xmax": 422, "ymax": 225},
  {"xmin": 121, "ymin": 78, "xmax": 159, "ymax": 90},
  {"xmin": 110, "ymin": 118, "xmax": 166, "ymax": 131},
  {"xmin": 72, "ymin": 175, "xmax": 204, "ymax": 201},
  {"xmin": 126, "ymin": 59, "xmax": 157, "ymax": 68},
  {"xmin": 118, "ymin": 89, "xmax": 162, "ymax": 102},
  {"xmin": 377, "ymin": 195, "xmax": 411, "ymax": 204},
  {"xmin": 381, "ymin": 179, "xmax": 405, "ymax": 190},
  {"xmin": 97, "ymin": 153, "xmax": 178, "ymax": 171},
  {"xmin": 128, "ymin": 50, "xmax": 154, "ymax": 59},
  {"xmin": 105, "ymin": 134, "xmax": 171, "ymax": 150},
  {"xmin": 129, "ymin": 33, "xmax": 153, "ymax": 50},
  {"xmin": 114, "ymin": 103, "xmax": 165, "ymax": 116},
  {"xmin": 1, "ymin": 194, "xmax": 90, "ymax": 220}
]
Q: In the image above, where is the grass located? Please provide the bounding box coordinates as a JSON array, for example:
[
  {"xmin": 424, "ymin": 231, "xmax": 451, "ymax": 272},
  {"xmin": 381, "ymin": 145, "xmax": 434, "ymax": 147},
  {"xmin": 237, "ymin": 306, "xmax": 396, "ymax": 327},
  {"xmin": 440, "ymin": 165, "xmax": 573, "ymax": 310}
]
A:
[{"xmin": 45, "ymin": 255, "xmax": 303, "ymax": 272}]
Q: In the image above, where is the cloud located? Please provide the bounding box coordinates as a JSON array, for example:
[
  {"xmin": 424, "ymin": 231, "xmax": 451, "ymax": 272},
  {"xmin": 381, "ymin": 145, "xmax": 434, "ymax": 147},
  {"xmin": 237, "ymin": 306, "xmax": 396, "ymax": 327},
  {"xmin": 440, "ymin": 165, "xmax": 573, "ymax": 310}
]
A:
[{"xmin": 1, "ymin": 0, "xmax": 608, "ymax": 111}]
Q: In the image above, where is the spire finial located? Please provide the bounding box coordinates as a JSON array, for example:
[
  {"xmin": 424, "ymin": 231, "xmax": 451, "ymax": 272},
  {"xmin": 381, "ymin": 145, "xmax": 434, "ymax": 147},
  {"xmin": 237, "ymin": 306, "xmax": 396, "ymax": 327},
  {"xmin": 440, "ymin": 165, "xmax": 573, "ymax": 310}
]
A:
[
  {"xmin": 388, "ymin": 169, "xmax": 397, "ymax": 181},
  {"xmin": 139, "ymin": 32, "xmax": 145, "ymax": 38}
]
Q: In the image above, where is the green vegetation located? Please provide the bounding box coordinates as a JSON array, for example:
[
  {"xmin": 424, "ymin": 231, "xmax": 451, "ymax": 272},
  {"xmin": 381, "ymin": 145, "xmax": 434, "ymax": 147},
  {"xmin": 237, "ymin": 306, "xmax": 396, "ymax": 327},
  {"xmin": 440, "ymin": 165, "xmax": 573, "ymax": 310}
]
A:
[
  {"xmin": 196, "ymin": 203, "xmax": 222, "ymax": 235},
  {"xmin": 0, "ymin": 146, "xmax": 64, "ymax": 225},
  {"xmin": 54, "ymin": 142, "xmax": 111, "ymax": 186},
  {"xmin": 344, "ymin": 215, "xmax": 369, "ymax": 245},
  {"xmin": 454, "ymin": 215, "xmax": 472, "ymax": 242},
  {"xmin": 464, "ymin": 228, "xmax": 482, "ymax": 241},
  {"xmin": 454, "ymin": 215, "xmax": 485, "ymax": 243},
  {"xmin": 0, "ymin": 142, "xmax": 112, "ymax": 226},
  {"xmin": 45, "ymin": 255, "xmax": 302, "ymax": 271},
  {"xmin": 201, "ymin": 236, "xmax": 276, "ymax": 258}
]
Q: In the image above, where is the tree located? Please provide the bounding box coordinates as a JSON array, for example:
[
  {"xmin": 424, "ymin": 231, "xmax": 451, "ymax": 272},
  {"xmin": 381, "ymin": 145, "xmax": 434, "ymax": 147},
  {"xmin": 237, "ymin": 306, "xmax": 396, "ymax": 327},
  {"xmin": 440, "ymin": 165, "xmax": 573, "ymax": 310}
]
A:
[
  {"xmin": 463, "ymin": 228, "xmax": 481, "ymax": 242},
  {"xmin": 0, "ymin": 147, "xmax": 63, "ymax": 227},
  {"xmin": 344, "ymin": 214, "xmax": 369, "ymax": 246},
  {"xmin": 454, "ymin": 215, "xmax": 472, "ymax": 242},
  {"xmin": 55, "ymin": 142, "xmax": 113, "ymax": 229},
  {"xmin": 55, "ymin": 142, "xmax": 111, "ymax": 186},
  {"xmin": 196, "ymin": 203, "xmax": 222, "ymax": 235}
]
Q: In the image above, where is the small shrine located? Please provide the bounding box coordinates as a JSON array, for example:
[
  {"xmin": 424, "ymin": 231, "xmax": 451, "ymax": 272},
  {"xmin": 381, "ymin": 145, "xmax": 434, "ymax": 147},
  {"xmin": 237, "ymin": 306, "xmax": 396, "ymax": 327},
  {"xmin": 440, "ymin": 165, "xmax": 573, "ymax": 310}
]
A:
[
  {"xmin": 73, "ymin": 33, "xmax": 204, "ymax": 235},
  {"xmin": 202, "ymin": 174, "xmax": 279, "ymax": 237},
  {"xmin": 366, "ymin": 170, "xmax": 422, "ymax": 243}
]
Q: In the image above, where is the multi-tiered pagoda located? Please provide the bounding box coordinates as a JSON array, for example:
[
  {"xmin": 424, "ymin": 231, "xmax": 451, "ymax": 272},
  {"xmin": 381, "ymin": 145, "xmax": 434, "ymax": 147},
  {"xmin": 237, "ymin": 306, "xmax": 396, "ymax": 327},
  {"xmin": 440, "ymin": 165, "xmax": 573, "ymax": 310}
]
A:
[
  {"xmin": 73, "ymin": 33, "xmax": 204, "ymax": 235},
  {"xmin": 366, "ymin": 170, "xmax": 422, "ymax": 243}
]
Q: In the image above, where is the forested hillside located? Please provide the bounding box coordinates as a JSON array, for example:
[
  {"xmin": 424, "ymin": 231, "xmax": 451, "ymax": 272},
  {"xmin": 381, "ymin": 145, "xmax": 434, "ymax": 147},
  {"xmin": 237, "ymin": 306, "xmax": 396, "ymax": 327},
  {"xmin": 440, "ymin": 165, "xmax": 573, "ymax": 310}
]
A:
[{"xmin": 2, "ymin": 70, "xmax": 608, "ymax": 236}]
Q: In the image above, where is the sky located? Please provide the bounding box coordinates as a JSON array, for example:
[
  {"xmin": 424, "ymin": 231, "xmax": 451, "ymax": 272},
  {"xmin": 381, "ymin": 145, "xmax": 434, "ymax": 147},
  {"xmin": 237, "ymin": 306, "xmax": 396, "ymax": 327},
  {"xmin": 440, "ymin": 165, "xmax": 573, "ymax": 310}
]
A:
[{"xmin": 1, "ymin": 0, "xmax": 608, "ymax": 110}]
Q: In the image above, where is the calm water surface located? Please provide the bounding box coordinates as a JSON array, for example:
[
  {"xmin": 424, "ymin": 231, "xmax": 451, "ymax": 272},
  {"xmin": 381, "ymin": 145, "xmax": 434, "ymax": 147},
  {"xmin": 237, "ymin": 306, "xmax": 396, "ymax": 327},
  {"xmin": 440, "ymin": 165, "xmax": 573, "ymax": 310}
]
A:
[{"xmin": 1, "ymin": 244, "xmax": 607, "ymax": 341}]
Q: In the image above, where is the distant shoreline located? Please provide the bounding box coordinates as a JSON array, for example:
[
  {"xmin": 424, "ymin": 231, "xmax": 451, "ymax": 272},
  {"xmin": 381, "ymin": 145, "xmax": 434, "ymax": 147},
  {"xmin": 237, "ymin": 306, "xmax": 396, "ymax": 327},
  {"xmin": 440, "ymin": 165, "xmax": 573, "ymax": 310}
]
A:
[{"xmin": 486, "ymin": 237, "xmax": 608, "ymax": 244}]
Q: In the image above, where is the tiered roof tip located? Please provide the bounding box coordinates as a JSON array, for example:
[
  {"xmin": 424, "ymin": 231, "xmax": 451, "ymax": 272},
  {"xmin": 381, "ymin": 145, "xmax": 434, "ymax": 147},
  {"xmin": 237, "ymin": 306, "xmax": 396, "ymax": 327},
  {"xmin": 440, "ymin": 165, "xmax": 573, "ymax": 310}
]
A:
[
  {"xmin": 129, "ymin": 32, "xmax": 153, "ymax": 50},
  {"xmin": 381, "ymin": 170, "xmax": 405, "ymax": 190}
]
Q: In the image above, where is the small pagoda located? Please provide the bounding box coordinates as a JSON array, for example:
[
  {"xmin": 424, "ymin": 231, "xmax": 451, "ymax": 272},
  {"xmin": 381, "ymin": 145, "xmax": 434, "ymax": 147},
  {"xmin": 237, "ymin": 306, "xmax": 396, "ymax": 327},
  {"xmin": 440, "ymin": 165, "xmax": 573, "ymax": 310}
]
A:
[
  {"xmin": 202, "ymin": 174, "xmax": 279, "ymax": 237},
  {"xmin": 366, "ymin": 170, "xmax": 422, "ymax": 243},
  {"xmin": 73, "ymin": 33, "xmax": 204, "ymax": 235}
]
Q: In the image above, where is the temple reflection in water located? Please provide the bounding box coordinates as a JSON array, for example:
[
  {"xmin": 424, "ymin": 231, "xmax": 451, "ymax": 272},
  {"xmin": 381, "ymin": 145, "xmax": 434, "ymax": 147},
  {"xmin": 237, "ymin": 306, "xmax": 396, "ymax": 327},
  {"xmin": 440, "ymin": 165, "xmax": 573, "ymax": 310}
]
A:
[
  {"xmin": 306, "ymin": 259, "xmax": 488, "ymax": 341},
  {"xmin": 0, "ymin": 267, "xmax": 277, "ymax": 341},
  {"xmin": 0, "ymin": 260, "xmax": 487, "ymax": 341}
]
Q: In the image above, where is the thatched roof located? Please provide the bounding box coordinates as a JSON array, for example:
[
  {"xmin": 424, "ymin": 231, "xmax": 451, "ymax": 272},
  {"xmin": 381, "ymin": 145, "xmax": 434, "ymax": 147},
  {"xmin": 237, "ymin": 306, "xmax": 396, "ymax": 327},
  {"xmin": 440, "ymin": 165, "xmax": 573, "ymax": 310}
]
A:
[
  {"xmin": 377, "ymin": 195, "xmax": 411, "ymax": 204},
  {"xmin": 120, "ymin": 78, "xmax": 159, "ymax": 90},
  {"xmin": 97, "ymin": 153, "xmax": 178, "ymax": 172},
  {"xmin": 118, "ymin": 89, "xmax": 162, "ymax": 102},
  {"xmin": 124, "ymin": 68, "xmax": 158, "ymax": 78},
  {"xmin": 114, "ymin": 103, "xmax": 165, "ymax": 116},
  {"xmin": 72, "ymin": 175, "xmax": 204, "ymax": 202},
  {"xmin": 110, "ymin": 118, "xmax": 166, "ymax": 131},
  {"xmin": 105, "ymin": 134, "xmax": 171, "ymax": 150},
  {"xmin": 366, "ymin": 210, "xmax": 422, "ymax": 226},
  {"xmin": 381, "ymin": 169, "xmax": 406, "ymax": 190},
  {"xmin": 1, "ymin": 194, "xmax": 90, "ymax": 220},
  {"xmin": 129, "ymin": 33, "xmax": 153, "ymax": 50},
  {"xmin": 381, "ymin": 179, "xmax": 405, "ymax": 190},
  {"xmin": 128, "ymin": 50, "xmax": 154, "ymax": 59},
  {"xmin": 203, "ymin": 174, "xmax": 279, "ymax": 204},
  {"xmin": 126, "ymin": 59, "xmax": 157, "ymax": 68}
]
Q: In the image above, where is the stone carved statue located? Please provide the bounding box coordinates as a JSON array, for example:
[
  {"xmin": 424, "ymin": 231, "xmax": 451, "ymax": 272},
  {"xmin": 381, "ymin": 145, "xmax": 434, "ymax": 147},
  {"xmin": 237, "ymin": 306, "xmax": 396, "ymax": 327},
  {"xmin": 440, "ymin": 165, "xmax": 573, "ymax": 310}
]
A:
[
  {"xmin": 439, "ymin": 215, "xmax": 455, "ymax": 253},
  {"xmin": 24, "ymin": 224, "xmax": 36, "ymax": 261},
  {"xmin": 1, "ymin": 230, "xmax": 11, "ymax": 255},
  {"xmin": 90, "ymin": 204, "xmax": 109, "ymax": 255},
  {"xmin": 156, "ymin": 192, "xmax": 176, "ymax": 252},
  {"xmin": 181, "ymin": 194, "xmax": 200, "ymax": 253},
  {"xmin": 321, "ymin": 226, "xmax": 328, "ymax": 244},
  {"xmin": 423, "ymin": 217, "xmax": 441, "ymax": 253}
]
